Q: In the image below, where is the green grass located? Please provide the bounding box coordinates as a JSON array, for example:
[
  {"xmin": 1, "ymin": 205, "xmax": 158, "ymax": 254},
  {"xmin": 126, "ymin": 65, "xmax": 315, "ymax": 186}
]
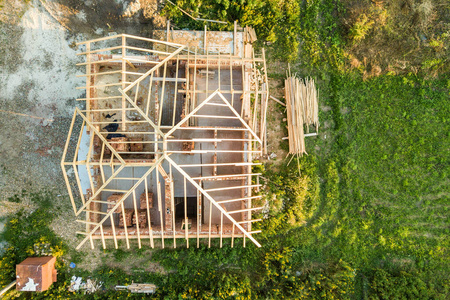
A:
[{"xmin": 279, "ymin": 72, "xmax": 450, "ymax": 298}]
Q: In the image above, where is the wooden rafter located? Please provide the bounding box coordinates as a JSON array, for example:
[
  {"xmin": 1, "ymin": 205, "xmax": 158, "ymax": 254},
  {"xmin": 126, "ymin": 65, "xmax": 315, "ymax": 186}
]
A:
[{"xmin": 64, "ymin": 32, "xmax": 268, "ymax": 249}]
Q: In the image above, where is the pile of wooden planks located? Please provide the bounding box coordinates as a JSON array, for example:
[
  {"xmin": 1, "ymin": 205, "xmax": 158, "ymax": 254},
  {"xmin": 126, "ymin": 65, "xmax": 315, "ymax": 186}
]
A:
[
  {"xmin": 284, "ymin": 76, "xmax": 319, "ymax": 156},
  {"xmin": 244, "ymin": 26, "xmax": 257, "ymax": 43}
]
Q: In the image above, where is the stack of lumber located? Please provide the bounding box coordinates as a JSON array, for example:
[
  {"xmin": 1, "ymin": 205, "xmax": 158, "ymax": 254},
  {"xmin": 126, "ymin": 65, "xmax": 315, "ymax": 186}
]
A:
[
  {"xmin": 284, "ymin": 76, "xmax": 319, "ymax": 156},
  {"xmin": 115, "ymin": 283, "xmax": 157, "ymax": 294},
  {"xmin": 299, "ymin": 77, "xmax": 319, "ymax": 132},
  {"xmin": 244, "ymin": 26, "xmax": 257, "ymax": 43}
]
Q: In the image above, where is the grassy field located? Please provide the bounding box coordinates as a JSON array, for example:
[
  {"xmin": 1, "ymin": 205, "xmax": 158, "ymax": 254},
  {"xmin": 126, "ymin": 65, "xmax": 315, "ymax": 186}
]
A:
[{"xmin": 277, "ymin": 72, "xmax": 450, "ymax": 298}]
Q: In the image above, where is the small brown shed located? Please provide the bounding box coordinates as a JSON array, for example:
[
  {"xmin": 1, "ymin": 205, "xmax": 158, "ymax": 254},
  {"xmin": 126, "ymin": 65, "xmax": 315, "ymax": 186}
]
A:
[{"xmin": 16, "ymin": 256, "xmax": 57, "ymax": 292}]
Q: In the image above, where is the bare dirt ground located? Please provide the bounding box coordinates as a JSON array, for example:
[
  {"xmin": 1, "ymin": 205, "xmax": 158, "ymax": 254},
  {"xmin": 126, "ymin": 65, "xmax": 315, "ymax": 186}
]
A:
[
  {"xmin": 0, "ymin": 0, "xmax": 164, "ymax": 261},
  {"xmin": 264, "ymin": 60, "xmax": 289, "ymax": 163}
]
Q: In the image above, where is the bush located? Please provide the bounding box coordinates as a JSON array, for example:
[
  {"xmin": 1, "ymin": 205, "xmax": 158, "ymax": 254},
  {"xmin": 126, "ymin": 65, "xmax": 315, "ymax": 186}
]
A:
[{"xmin": 368, "ymin": 268, "xmax": 443, "ymax": 300}]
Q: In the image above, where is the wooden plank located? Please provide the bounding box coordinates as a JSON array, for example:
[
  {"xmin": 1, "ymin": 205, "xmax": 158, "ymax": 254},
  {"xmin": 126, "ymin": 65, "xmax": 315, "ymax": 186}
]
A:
[
  {"xmin": 100, "ymin": 225, "xmax": 106, "ymax": 249},
  {"xmin": 75, "ymin": 156, "xmax": 164, "ymax": 250},
  {"xmin": 204, "ymin": 184, "xmax": 261, "ymax": 192},
  {"xmin": 165, "ymin": 155, "xmax": 262, "ymax": 247},
  {"xmin": 220, "ymin": 212, "xmax": 223, "ymax": 248},
  {"xmin": 158, "ymin": 61, "xmax": 168, "ymax": 128},
  {"xmin": 122, "ymin": 45, "xmax": 186, "ymax": 93},
  {"xmin": 170, "ymin": 165, "xmax": 176, "ymax": 248},
  {"xmin": 61, "ymin": 111, "xmax": 78, "ymax": 214},
  {"xmin": 133, "ymin": 190, "xmax": 142, "ymax": 248},
  {"xmin": 197, "ymin": 188, "xmax": 200, "ymax": 247},
  {"xmin": 76, "ymin": 34, "xmax": 123, "ymax": 45},
  {"xmin": 208, "ymin": 193, "xmax": 212, "ymax": 248},
  {"xmin": 172, "ymin": 55, "xmax": 180, "ymax": 126},
  {"xmin": 191, "ymin": 173, "xmax": 261, "ymax": 180},
  {"xmin": 122, "ymin": 35, "xmax": 127, "ymax": 132},
  {"xmin": 156, "ymin": 163, "xmax": 164, "ymax": 248},
  {"xmin": 233, "ymin": 21, "xmax": 237, "ymax": 55},
  {"xmin": 217, "ymin": 195, "xmax": 262, "ymax": 204},
  {"xmin": 184, "ymin": 177, "xmax": 189, "ymax": 248},
  {"xmin": 120, "ymin": 202, "xmax": 130, "ymax": 249},
  {"xmin": 145, "ymin": 179, "xmax": 154, "ymax": 248}
]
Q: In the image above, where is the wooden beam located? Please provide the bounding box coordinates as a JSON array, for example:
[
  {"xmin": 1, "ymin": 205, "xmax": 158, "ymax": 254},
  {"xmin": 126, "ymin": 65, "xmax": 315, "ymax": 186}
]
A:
[
  {"xmin": 204, "ymin": 184, "xmax": 261, "ymax": 192},
  {"xmin": 119, "ymin": 88, "xmax": 165, "ymax": 137},
  {"xmin": 110, "ymin": 216, "xmax": 118, "ymax": 248},
  {"xmin": 158, "ymin": 61, "xmax": 168, "ymax": 128},
  {"xmin": 184, "ymin": 177, "xmax": 189, "ymax": 248},
  {"xmin": 133, "ymin": 190, "xmax": 142, "ymax": 249},
  {"xmin": 178, "ymin": 162, "xmax": 261, "ymax": 167},
  {"xmin": 120, "ymin": 201, "xmax": 130, "ymax": 249},
  {"xmin": 172, "ymin": 55, "xmax": 180, "ymax": 127},
  {"xmin": 270, "ymin": 95, "xmax": 286, "ymax": 106},
  {"xmin": 122, "ymin": 35, "xmax": 127, "ymax": 132},
  {"xmin": 217, "ymin": 196, "xmax": 262, "ymax": 204},
  {"xmin": 156, "ymin": 162, "xmax": 164, "ymax": 248},
  {"xmin": 233, "ymin": 21, "xmax": 237, "ymax": 55},
  {"xmin": 165, "ymin": 155, "xmax": 262, "ymax": 247},
  {"xmin": 191, "ymin": 173, "xmax": 261, "ymax": 180},
  {"xmin": 61, "ymin": 110, "xmax": 79, "ymax": 214},
  {"xmin": 75, "ymin": 156, "xmax": 164, "ymax": 250},
  {"xmin": 122, "ymin": 45, "xmax": 186, "ymax": 93},
  {"xmin": 145, "ymin": 179, "xmax": 154, "ymax": 248}
]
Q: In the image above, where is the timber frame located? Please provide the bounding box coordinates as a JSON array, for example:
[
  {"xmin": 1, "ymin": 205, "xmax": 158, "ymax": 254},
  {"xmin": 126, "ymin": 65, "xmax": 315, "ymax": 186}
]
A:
[{"xmin": 61, "ymin": 29, "xmax": 269, "ymax": 250}]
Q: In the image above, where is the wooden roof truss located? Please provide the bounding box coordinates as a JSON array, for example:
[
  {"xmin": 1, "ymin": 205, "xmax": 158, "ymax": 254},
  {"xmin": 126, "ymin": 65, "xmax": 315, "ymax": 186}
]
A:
[{"xmin": 61, "ymin": 34, "xmax": 267, "ymax": 249}]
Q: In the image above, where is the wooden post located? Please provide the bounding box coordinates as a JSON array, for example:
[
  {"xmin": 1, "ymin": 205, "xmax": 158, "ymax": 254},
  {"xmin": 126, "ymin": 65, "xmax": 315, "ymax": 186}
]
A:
[
  {"xmin": 133, "ymin": 190, "xmax": 142, "ymax": 248},
  {"xmin": 111, "ymin": 214, "xmax": 118, "ymax": 249},
  {"xmin": 233, "ymin": 21, "xmax": 237, "ymax": 55},
  {"xmin": 122, "ymin": 35, "xmax": 127, "ymax": 132},
  {"xmin": 145, "ymin": 179, "xmax": 154, "ymax": 248},
  {"xmin": 120, "ymin": 202, "xmax": 130, "ymax": 249},
  {"xmin": 156, "ymin": 163, "xmax": 164, "ymax": 248},
  {"xmin": 184, "ymin": 177, "xmax": 189, "ymax": 248},
  {"xmin": 172, "ymin": 56, "xmax": 180, "ymax": 126},
  {"xmin": 166, "ymin": 20, "xmax": 170, "ymax": 52},
  {"xmin": 204, "ymin": 25, "xmax": 207, "ymax": 54}
]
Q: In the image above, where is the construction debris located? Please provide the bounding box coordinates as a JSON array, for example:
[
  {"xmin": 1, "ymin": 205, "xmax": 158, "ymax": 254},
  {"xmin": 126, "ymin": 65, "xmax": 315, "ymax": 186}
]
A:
[
  {"xmin": 0, "ymin": 109, "xmax": 54, "ymax": 123},
  {"xmin": 243, "ymin": 26, "xmax": 257, "ymax": 43},
  {"xmin": 69, "ymin": 276, "xmax": 103, "ymax": 294},
  {"xmin": 115, "ymin": 283, "xmax": 157, "ymax": 294},
  {"xmin": 269, "ymin": 95, "xmax": 286, "ymax": 107},
  {"xmin": 284, "ymin": 76, "xmax": 319, "ymax": 157}
]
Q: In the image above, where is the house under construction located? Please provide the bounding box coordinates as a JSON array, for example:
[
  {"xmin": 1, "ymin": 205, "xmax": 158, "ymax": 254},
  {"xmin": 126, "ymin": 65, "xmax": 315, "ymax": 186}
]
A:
[{"xmin": 61, "ymin": 26, "xmax": 269, "ymax": 250}]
